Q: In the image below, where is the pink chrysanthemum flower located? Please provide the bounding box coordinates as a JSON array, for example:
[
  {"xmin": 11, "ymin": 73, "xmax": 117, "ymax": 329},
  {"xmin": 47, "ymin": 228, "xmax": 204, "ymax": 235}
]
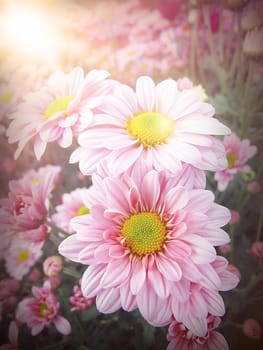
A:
[
  {"xmin": 214, "ymin": 133, "xmax": 257, "ymax": 191},
  {"xmin": 16, "ymin": 281, "xmax": 71, "ymax": 336},
  {"xmin": 59, "ymin": 169, "xmax": 238, "ymax": 335},
  {"xmin": 7, "ymin": 67, "xmax": 114, "ymax": 160},
  {"xmin": 166, "ymin": 315, "xmax": 229, "ymax": 350},
  {"xmin": 70, "ymin": 76, "xmax": 230, "ymax": 176},
  {"xmin": 0, "ymin": 165, "xmax": 60, "ymax": 232},
  {"xmin": 4, "ymin": 239, "xmax": 43, "ymax": 280},
  {"xmin": 51, "ymin": 188, "xmax": 91, "ymax": 234}
]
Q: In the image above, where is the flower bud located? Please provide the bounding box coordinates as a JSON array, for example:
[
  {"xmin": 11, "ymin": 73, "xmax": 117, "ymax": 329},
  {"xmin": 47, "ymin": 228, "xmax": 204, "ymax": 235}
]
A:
[
  {"xmin": 43, "ymin": 256, "xmax": 63, "ymax": 277},
  {"xmin": 242, "ymin": 319, "xmax": 262, "ymax": 339}
]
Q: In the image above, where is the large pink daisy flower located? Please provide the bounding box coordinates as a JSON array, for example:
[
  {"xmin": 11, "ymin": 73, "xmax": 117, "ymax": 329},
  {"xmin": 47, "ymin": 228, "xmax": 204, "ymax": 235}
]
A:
[
  {"xmin": 59, "ymin": 169, "xmax": 238, "ymax": 335},
  {"xmin": 70, "ymin": 76, "xmax": 230, "ymax": 175},
  {"xmin": 7, "ymin": 67, "xmax": 114, "ymax": 160}
]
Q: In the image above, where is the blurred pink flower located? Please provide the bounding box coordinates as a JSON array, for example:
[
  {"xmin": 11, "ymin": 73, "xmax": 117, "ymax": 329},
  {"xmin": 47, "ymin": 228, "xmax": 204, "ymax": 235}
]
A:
[
  {"xmin": 0, "ymin": 279, "xmax": 20, "ymax": 300},
  {"xmin": 70, "ymin": 75, "xmax": 230, "ymax": 176},
  {"xmin": 219, "ymin": 244, "xmax": 231, "ymax": 255},
  {"xmin": 242, "ymin": 319, "xmax": 262, "ymax": 339},
  {"xmin": 27, "ymin": 269, "xmax": 41, "ymax": 283},
  {"xmin": 59, "ymin": 168, "xmax": 237, "ymax": 336},
  {"xmin": 70, "ymin": 283, "xmax": 95, "ymax": 312},
  {"xmin": 44, "ymin": 276, "xmax": 61, "ymax": 290},
  {"xmin": 227, "ymin": 264, "xmax": 241, "ymax": 279},
  {"xmin": 214, "ymin": 133, "xmax": 257, "ymax": 191},
  {"xmin": 20, "ymin": 225, "xmax": 49, "ymax": 243},
  {"xmin": 16, "ymin": 281, "xmax": 71, "ymax": 336},
  {"xmin": 2, "ymin": 158, "xmax": 16, "ymax": 173},
  {"xmin": 43, "ymin": 256, "xmax": 63, "ymax": 277},
  {"xmin": 4, "ymin": 239, "xmax": 43, "ymax": 280},
  {"xmin": 167, "ymin": 315, "xmax": 229, "ymax": 350},
  {"xmin": 7, "ymin": 67, "xmax": 114, "ymax": 160},
  {"xmin": 0, "ymin": 321, "xmax": 19, "ymax": 350},
  {"xmin": 246, "ymin": 241, "xmax": 263, "ymax": 259},
  {"xmin": 229, "ymin": 210, "xmax": 240, "ymax": 225},
  {"xmin": 51, "ymin": 188, "xmax": 91, "ymax": 234},
  {"xmin": 0, "ymin": 165, "xmax": 60, "ymax": 232},
  {"xmin": 247, "ymin": 181, "xmax": 261, "ymax": 194}
]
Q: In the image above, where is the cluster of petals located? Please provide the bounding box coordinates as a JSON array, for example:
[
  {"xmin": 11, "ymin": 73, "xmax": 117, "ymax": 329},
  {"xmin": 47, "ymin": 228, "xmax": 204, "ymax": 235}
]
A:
[
  {"xmin": 16, "ymin": 281, "xmax": 71, "ymax": 336},
  {"xmin": 70, "ymin": 75, "xmax": 230, "ymax": 176},
  {"xmin": 0, "ymin": 278, "xmax": 20, "ymax": 301},
  {"xmin": 214, "ymin": 133, "xmax": 257, "ymax": 191},
  {"xmin": 59, "ymin": 168, "xmax": 239, "ymax": 336},
  {"xmin": 6, "ymin": 67, "xmax": 115, "ymax": 160},
  {"xmin": 70, "ymin": 282, "xmax": 95, "ymax": 312},
  {"xmin": 0, "ymin": 165, "xmax": 61, "ymax": 232},
  {"xmin": 51, "ymin": 187, "xmax": 92, "ymax": 234},
  {"xmin": 166, "ymin": 315, "xmax": 229, "ymax": 350}
]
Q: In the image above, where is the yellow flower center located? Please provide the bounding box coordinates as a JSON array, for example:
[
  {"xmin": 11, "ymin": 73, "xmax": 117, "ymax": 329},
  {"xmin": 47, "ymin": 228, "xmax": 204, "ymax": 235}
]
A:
[
  {"xmin": 1, "ymin": 92, "xmax": 13, "ymax": 103},
  {"xmin": 126, "ymin": 112, "xmax": 174, "ymax": 148},
  {"xmin": 44, "ymin": 96, "xmax": 73, "ymax": 120},
  {"xmin": 76, "ymin": 205, "xmax": 90, "ymax": 216},
  {"xmin": 121, "ymin": 212, "xmax": 167, "ymax": 256},
  {"xmin": 227, "ymin": 153, "xmax": 237, "ymax": 169},
  {"xmin": 39, "ymin": 303, "xmax": 49, "ymax": 317},
  {"xmin": 18, "ymin": 249, "xmax": 29, "ymax": 263}
]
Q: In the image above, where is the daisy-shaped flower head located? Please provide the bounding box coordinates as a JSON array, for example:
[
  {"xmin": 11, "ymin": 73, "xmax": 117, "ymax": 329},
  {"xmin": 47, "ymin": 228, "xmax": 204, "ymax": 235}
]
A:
[
  {"xmin": 214, "ymin": 133, "xmax": 257, "ymax": 191},
  {"xmin": 7, "ymin": 67, "xmax": 114, "ymax": 160},
  {"xmin": 4, "ymin": 239, "xmax": 43, "ymax": 280},
  {"xmin": 59, "ymin": 168, "xmax": 235, "ymax": 334},
  {"xmin": 70, "ymin": 76, "xmax": 230, "ymax": 176},
  {"xmin": 51, "ymin": 188, "xmax": 91, "ymax": 234},
  {"xmin": 0, "ymin": 165, "xmax": 61, "ymax": 232},
  {"xmin": 16, "ymin": 281, "xmax": 71, "ymax": 336}
]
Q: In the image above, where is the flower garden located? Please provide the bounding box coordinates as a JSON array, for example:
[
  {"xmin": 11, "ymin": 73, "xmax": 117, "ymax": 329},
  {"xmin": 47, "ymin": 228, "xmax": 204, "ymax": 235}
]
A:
[{"xmin": 0, "ymin": 0, "xmax": 263, "ymax": 349}]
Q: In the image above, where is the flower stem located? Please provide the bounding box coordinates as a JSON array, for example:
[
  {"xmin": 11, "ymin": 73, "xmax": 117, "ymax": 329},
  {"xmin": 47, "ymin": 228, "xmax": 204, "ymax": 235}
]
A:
[{"xmin": 45, "ymin": 220, "xmax": 71, "ymax": 237}]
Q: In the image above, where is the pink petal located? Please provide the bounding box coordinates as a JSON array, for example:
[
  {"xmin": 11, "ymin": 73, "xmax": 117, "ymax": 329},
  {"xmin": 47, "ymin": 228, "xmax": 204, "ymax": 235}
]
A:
[
  {"xmin": 100, "ymin": 258, "xmax": 130, "ymax": 288},
  {"xmin": 96, "ymin": 288, "xmax": 121, "ymax": 313},
  {"xmin": 130, "ymin": 259, "xmax": 146, "ymax": 294},
  {"xmin": 182, "ymin": 235, "xmax": 216, "ymax": 264},
  {"xmin": 58, "ymin": 235, "xmax": 83, "ymax": 262},
  {"xmin": 148, "ymin": 262, "xmax": 171, "ymax": 298},
  {"xmin": 202, "ymin": 288, "xmax": 225, "ymax": 316},
  {"xmin": 209, "ymin": 331, "xmax": 229, "ymax": 350},
  {"xmin": 183, "ymin": 316, "xmax": 207, "ymax": 337},
  {"xmin": 53, "ymin": 316, "xmax": 71, "ymax": 335},
  {"xmin": 140, "ymin": 170, "xmax": 160, "ymax": 211},
  {"xmin": 136, "ymin": 76, "xmax": 156, "ymax": 111},
  {"xmin": 155, "ymin": 254, "xmax": 182, "ymax": 281},
  {"xmin": 81, "ymin": 264, "xmax": 105, "ymax": 298},
  {"xmin": 120, "ymin": 281, "xmax": 137, "ymax": 311},
  {"xmin": 165, "ymin": 186, "xmax": 189, "ymax": 213}
]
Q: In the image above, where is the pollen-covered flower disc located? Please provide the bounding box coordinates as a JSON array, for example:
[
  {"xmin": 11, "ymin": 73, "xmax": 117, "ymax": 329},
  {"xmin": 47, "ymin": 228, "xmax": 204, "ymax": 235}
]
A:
[
  {"xmin": 70, "ymin": 75, "xmax": 230, "ymax": 175},
  {"xmin": 58, "ymin": 169, "xmax": 235, "ymax": 334}
]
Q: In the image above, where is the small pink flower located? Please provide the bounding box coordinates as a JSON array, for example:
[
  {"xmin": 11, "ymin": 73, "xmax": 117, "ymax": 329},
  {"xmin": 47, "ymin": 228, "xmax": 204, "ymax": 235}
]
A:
[
  {"xmin": 43, "ymin": 256, "xmax": 63, "ymax": 277},
  {"xmin": 247, "ymin": 181, "xmax": 261, "ymax": 194},
  {"xmin": 0, "ymin": 279, "xmax": 20, "ymax": 300},
  {"xmin": 7, "ymin": 67, "xmax": 114, "ymax": 160},
  {"xmin": 2, "ymin": 158, "xmax": 16, "ymax": 173},
  {"xmin": 219, "ymin": 244, "xmax": 231, "ymax": 255},
  {"xmin": 215, "ymin": 133, "xmax": 257, "ymax": 191},
  {"xmin": 27, "ymin": 269, "xmax": 41, "ymax": 283},
  {"xmin": 229, "ymin": 210, "xmax": 240, "ymax": 225},
  {"xmin": 51, "ymin": 188, "xmax": 91, "ymax": 234},
  {"xmin": 242, "ymin": 319, "xmax": 262, "ymax": 339},
  {"xmin": 16, "ymin": 281, "xmax": 71, "ymax": 336},
  {"xmin": 70, "ymin": 283, "xmax": 95, "ymax": 312},
  {"xmin": 4, "ymin": 239, "xmax": 43, "ymax": 280},
  {"xmin": 0, "ymin": 165, "xmax": 61, "ymax": 233},
  {"xmin": 246, "ymin": 241, "xmax": 263, "ymax": 259},
  {"xmin": 0, "ymin": 321, "xmax": 19, "ymax": 350},
  {"xmin": 166, "ymin": 315, "xmax": 229, "ymax": 350},
  {"xmin": 45, "ymin": 276, "xmax": 61, "ymax": 290}
]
